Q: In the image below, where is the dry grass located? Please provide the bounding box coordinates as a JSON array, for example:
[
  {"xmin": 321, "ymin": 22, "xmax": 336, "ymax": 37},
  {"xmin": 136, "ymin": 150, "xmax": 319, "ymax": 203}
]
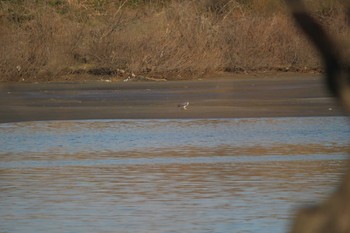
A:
[{"xmin": 0, "ymin": 0, "xmax": 349, "ymax": 82}]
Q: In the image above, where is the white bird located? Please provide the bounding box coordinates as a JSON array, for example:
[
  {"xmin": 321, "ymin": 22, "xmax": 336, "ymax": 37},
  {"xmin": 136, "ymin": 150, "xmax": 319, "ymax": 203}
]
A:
[{"xmin": 178, "ymin": 101, "xmax": 189, "ymax": 110}]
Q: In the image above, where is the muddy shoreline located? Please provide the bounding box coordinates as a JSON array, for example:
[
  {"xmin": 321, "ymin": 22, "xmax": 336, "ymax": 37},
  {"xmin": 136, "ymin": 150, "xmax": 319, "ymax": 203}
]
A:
[{"xmin": 0, "ymin": 73, "xmax": 345, "ymax": 123}]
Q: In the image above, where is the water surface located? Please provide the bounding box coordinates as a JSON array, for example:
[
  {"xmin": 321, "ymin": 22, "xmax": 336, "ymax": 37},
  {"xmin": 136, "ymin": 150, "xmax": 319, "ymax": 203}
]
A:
[{"xmin": 0, "ymin": 117, "xmax": 349, "ymax": 233}]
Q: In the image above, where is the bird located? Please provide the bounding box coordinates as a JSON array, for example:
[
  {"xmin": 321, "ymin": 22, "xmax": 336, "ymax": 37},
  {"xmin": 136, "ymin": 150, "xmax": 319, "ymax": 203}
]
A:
[{"xmin": 178, "ymin": 101, "xmax": 189, "ymax": 110}]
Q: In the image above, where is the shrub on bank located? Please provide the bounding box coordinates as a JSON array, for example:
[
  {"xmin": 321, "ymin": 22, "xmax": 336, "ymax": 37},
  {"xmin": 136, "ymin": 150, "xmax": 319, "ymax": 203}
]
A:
[{"xmin": 0, "ymin": 0, "xmax": 348, "ymax": 82}]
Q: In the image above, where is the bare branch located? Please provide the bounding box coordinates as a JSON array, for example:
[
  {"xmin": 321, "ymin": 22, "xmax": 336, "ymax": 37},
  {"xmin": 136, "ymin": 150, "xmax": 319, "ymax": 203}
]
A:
[{"xmin": 285, "ymin": 0, "xmax": 347, "ymax": 98}]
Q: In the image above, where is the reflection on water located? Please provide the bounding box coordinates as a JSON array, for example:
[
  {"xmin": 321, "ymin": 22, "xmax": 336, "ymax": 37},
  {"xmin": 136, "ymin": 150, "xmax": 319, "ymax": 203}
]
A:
[{"xmin": 0, "ymin": 117, "xmax": 349, "ymax": 233}]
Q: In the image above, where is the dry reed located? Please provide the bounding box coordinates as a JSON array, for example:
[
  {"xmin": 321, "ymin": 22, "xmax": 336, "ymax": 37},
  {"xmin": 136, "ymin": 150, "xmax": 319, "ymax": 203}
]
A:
[{"xmin": 0, "ymin": 0, "xmax": 349, "ymax": 82}]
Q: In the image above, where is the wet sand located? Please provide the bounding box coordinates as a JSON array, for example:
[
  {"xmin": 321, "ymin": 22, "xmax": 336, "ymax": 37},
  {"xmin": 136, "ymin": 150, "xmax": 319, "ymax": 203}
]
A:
[{"xmin": 0, "ymin": 73, "xmax": 345, "ymax": 123}]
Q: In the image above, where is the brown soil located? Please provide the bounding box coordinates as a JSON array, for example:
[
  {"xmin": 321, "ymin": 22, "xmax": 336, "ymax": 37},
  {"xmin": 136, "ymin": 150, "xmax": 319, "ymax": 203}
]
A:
[{"xmin": 0, "ymin": 73, "xmax": 345, "ymax": 123}]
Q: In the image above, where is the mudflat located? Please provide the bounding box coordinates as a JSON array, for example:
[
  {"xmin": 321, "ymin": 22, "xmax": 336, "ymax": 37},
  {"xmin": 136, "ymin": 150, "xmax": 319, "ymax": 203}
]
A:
[{"xmin": 0, "ymin": 73, "xmax": 344, "ymax": 123}]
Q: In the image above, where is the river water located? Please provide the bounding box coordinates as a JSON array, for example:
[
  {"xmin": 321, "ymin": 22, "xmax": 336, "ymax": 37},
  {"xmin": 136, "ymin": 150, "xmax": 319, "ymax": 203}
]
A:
[{"xmin": 0, "ymin": 116, "xmax": 349, "ymax": 233}]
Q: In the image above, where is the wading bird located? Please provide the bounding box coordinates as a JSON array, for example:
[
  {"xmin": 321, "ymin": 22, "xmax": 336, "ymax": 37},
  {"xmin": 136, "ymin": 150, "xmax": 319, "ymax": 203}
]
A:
[{"xmin": 178, "ymin": 101, "xmax": 190, "ymax": 110}]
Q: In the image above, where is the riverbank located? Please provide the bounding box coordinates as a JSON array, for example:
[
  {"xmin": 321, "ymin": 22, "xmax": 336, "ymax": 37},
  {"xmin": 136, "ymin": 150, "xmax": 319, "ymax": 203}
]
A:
[
  {"xmin": 0, "ymin": 73, "xmax": 344, "ymax": 123},
  {"xmin": 1, "ymin": 0, "xmax": 349, "ymax": 83}
]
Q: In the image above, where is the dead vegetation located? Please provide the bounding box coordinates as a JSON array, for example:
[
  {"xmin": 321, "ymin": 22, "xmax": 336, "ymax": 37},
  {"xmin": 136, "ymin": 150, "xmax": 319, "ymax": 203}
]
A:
[
  {"xmin": 285, "ymin": 0, "xmax": 350, "ymax": 233},
  {"xmin": 0, "ymin": 0, "xmax": 349, "ymax": 82}
]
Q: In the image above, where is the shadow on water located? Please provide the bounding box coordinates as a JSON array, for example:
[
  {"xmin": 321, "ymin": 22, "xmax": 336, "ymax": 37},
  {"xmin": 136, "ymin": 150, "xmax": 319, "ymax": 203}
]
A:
[{"xmin": 0, "ymin": 117, "xmax": 349, "ymax": 233}]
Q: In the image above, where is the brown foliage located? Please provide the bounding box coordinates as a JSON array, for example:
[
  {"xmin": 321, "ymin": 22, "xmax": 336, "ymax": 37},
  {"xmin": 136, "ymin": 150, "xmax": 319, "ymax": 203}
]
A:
[
  {"xmin": 285, "ymin": 0, "xmax": 350, "ymax": 232},
  {"xmin": 0, "ymin": 0, "xmax": 348, "ymax": 82}
]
